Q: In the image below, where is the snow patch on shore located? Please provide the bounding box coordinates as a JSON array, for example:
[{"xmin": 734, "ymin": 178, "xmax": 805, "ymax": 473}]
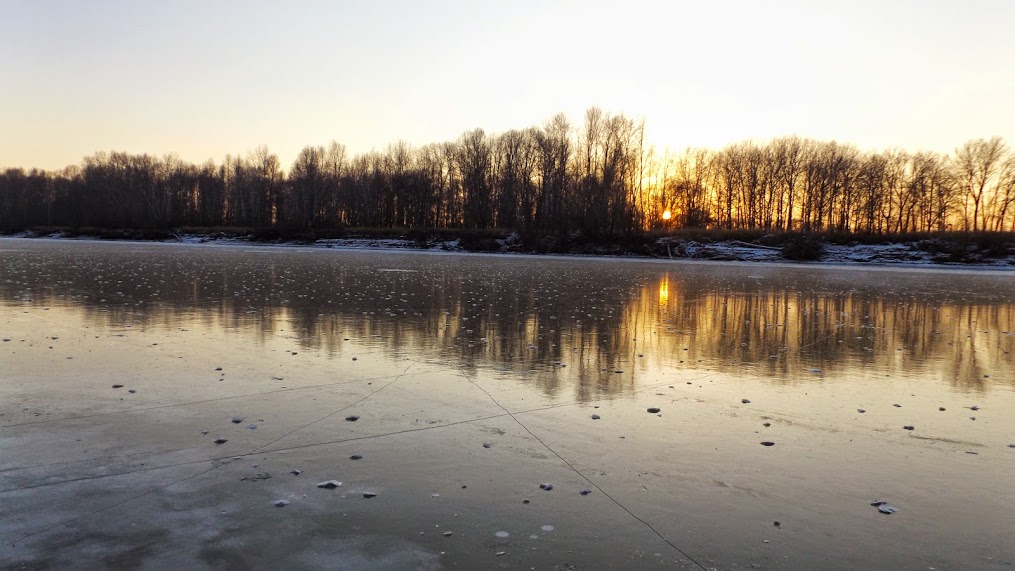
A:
[{"xmin": 5, "ymin": 232, "xmax": 1015, "ymax": 268}]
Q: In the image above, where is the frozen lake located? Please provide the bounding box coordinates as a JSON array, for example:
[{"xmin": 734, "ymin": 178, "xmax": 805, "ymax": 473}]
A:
[{"xmin": 1, "ymin": 238, "xmax": 1013, "ymax": 569}]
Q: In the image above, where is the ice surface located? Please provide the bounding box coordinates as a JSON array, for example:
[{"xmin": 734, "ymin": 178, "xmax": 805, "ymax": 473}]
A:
[{"xmin": 0, "ymin": 238, "xmax": 1012, "ymax": 570}]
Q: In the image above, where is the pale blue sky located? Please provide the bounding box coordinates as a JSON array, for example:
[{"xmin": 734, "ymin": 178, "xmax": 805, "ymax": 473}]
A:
[{"xmin": 2, "ymin": 0, "xmax": 1013, "ymax": 170}]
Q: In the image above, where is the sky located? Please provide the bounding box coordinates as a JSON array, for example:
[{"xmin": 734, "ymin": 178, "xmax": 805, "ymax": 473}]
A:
[{"xmin": 2, "ymin": 0, "xmax": 1014, "ymax": 171}]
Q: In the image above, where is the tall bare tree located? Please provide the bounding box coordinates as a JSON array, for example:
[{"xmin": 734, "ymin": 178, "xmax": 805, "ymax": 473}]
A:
[{"xmin": 954, "ymin": 137, "xmax": 1009, "ymax": 231}]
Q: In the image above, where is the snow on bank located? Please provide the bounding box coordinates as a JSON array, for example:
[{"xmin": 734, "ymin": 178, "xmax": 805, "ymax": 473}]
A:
[
  {"xmin": 673, "ymin": 239, "xmax": 1015, "ymax": 267},
  {"xmin": 4, "ymin": 232, "xmax": 1014, "ymax": 269}
]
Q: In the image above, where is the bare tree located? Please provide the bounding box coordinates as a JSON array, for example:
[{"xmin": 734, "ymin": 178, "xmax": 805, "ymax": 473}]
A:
[
  {"xmin": 534, "ymin": 113, "xmax": 572, "ymax": 232},
  {"xmin": 954, "ymin": 137, "xmax": 1009, "ymax": 231}
]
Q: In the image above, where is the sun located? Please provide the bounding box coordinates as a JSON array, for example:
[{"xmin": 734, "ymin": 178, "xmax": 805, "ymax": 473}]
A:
[{"xmin": 662, "ymin": 210, "xmax": 672, "ymax": 220}]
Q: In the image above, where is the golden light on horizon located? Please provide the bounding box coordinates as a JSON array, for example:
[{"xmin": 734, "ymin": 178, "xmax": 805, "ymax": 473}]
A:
[{"xmin": 662, "ymin": 210, "xmax": 672, "ymax": 220}]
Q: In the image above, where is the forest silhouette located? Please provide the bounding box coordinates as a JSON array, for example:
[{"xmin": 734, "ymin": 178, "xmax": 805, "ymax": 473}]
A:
[{"xmin": 2, "ymin": 108, "xmax": 1013, "ymax": 237}]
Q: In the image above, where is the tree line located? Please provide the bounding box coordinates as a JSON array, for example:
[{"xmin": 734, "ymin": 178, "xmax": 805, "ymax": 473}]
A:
[{"xmin": 2, "ymin": 108, "xmax": 1013, "ymax": 235}]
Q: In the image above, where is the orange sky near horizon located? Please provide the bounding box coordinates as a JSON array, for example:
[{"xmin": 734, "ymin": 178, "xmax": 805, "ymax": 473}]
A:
[{"xmin": 2, "ymin": 0, "xmax": 1013, "ymax": 171}]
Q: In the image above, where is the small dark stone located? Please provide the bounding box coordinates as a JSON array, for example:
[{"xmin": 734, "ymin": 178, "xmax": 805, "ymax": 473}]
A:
[
  {"xmin": 362, "ymin": 492, "xmax": 377, "ymax": 498},
  {"xmin": 350, "ymin": 454, "xmax": 363, "ymax": 460},
  {"xmin": 1007, "ymin": 444, "xmax": 1015, "ymax": 448},
  {"xmin": 539, "ymin": 483, "xmax": 553, "ymax": 491},
  {"xmin": 215, "ymin": 367, "xmax": 223, "ymax": 371},
  {"xmin": 741, "ymin": 399, "xmax": 751, "ymax": 404},
  {"xmin": 317, "ymin": 480, "xmax": 342, "ymax": 489},
  {"xmin": 647, "ymin": 407, "xmax": 661, "ymax": 414},
  {"xmin": 591, "ymin": 414, "xmax": 600, "ymax": 420},
  {"xmin": 579, "ymin": 489, "xmax": 592, "ymax": 495},
  {"xmin": 112, "ymin": 384, "xmax": 124, "ymax": 389},
  {"xmin": 345, "ymin": 415, "xmax": 359, "ymax": 422},
  {"xmin": 128, "ymin": 389, "xmax": 136, "ymax": 393},
  {"xmin": 763, "ymin": 422, "xmax": 771, "ymax": 427},
  {"xmin": 483, "ymin": 443, "xmax": 492, "ymax": 448},
  {"xmin": 522, "ymin": 499, "xmax": 530, "ymax": 504},
  {"xmin": 773, "ymin": 521, "xmax": 781, "ymax": 527},
  {"xmin": 290, "ymin": 469, "xmax": 302, "ymax": 475},
  {"xmin": 272, "ymin": 499, "xmax": 289, "ymax": 507},
  {"xmin": 971, "ymin": 405, "xmax": 980, "ymax": 411},
  {"xmin": 857, "ymin": 409, "xmax": 866, "ymax": 413},
  {"xmin": 870, "ymin": 501, "xmax": 898, "ymax": 514},
  {"xmin": 893, "ymin": 404, "xmax": 902, "ymax": 408},
  {"xmin": 201, "ymin": 430, "xmax": 209, "ymax": 435},
  {"xmin": 903, "ymin": 425, "xmax": 915, "ymax": 430},
  {"xmin": 231, "ymin": 417, "xmax": 243, "ymax": 424},
  {"xmin": 760, "ymin": 441, "xmax": 775, "ymax": 446},
  {"xmin": 939, "ymin": 407, "xmax": 946, "ymax": 411},
  {"xmin": 214, "ymin": 438, "xmax": 228, "ymax": 444}
]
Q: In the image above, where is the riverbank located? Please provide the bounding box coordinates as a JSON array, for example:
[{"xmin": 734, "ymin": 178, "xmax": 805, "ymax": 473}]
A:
[{"xmin": 5, "ymin": 227, "xmax": 1015, "ymax": 268}]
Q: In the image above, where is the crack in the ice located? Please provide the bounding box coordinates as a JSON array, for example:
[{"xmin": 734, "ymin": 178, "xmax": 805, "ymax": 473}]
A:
[
  {"xmin": 454, "ymin": 364, "xmax": 709, "ymax": 571},
  {"xmin": 0, "ymin": 373, "xmax": 715, "ymax": 478},
  {"xmin": 11, "ymin": 458, "xmax": 239, "ymax": 544},
  {"xmin": 0, "ymin": 446, "xmax": 202, "ymax": 475},
  {"xmin": 247, "ymin": 360, "xmax": 418, "ymax": 454},
  {"xmin": 0, "ymin": 411, "xmax": 513, "ymax": 494},
  {"xmin": 0, "ymin": 368, "xmax": 458, "ymax": 430}
]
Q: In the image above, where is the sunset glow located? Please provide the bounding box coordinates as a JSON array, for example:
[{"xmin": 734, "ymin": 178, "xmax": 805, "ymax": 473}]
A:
[{"xmin": 1, "ymin": 0, "xmax": 1013, "ymax": 171}]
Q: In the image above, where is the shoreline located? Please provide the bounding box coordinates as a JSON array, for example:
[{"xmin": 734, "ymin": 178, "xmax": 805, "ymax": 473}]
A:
[{"xmin": 3, "ymin": 228, "xmax": 1015, "ymax": 270}]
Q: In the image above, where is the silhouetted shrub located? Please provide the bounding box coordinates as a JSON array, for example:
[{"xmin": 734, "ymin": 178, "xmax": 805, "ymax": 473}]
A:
[
  {"xmin": 973, "ymin": 233, "xmax": 1014, "ymax": 258},
  {"xmin": 781, "ymin": 235, "xmax": 825, "ymax": 261},
  {"xmin": 452, "ymin": 229, "xmax": 505, "ymax": 252}
]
